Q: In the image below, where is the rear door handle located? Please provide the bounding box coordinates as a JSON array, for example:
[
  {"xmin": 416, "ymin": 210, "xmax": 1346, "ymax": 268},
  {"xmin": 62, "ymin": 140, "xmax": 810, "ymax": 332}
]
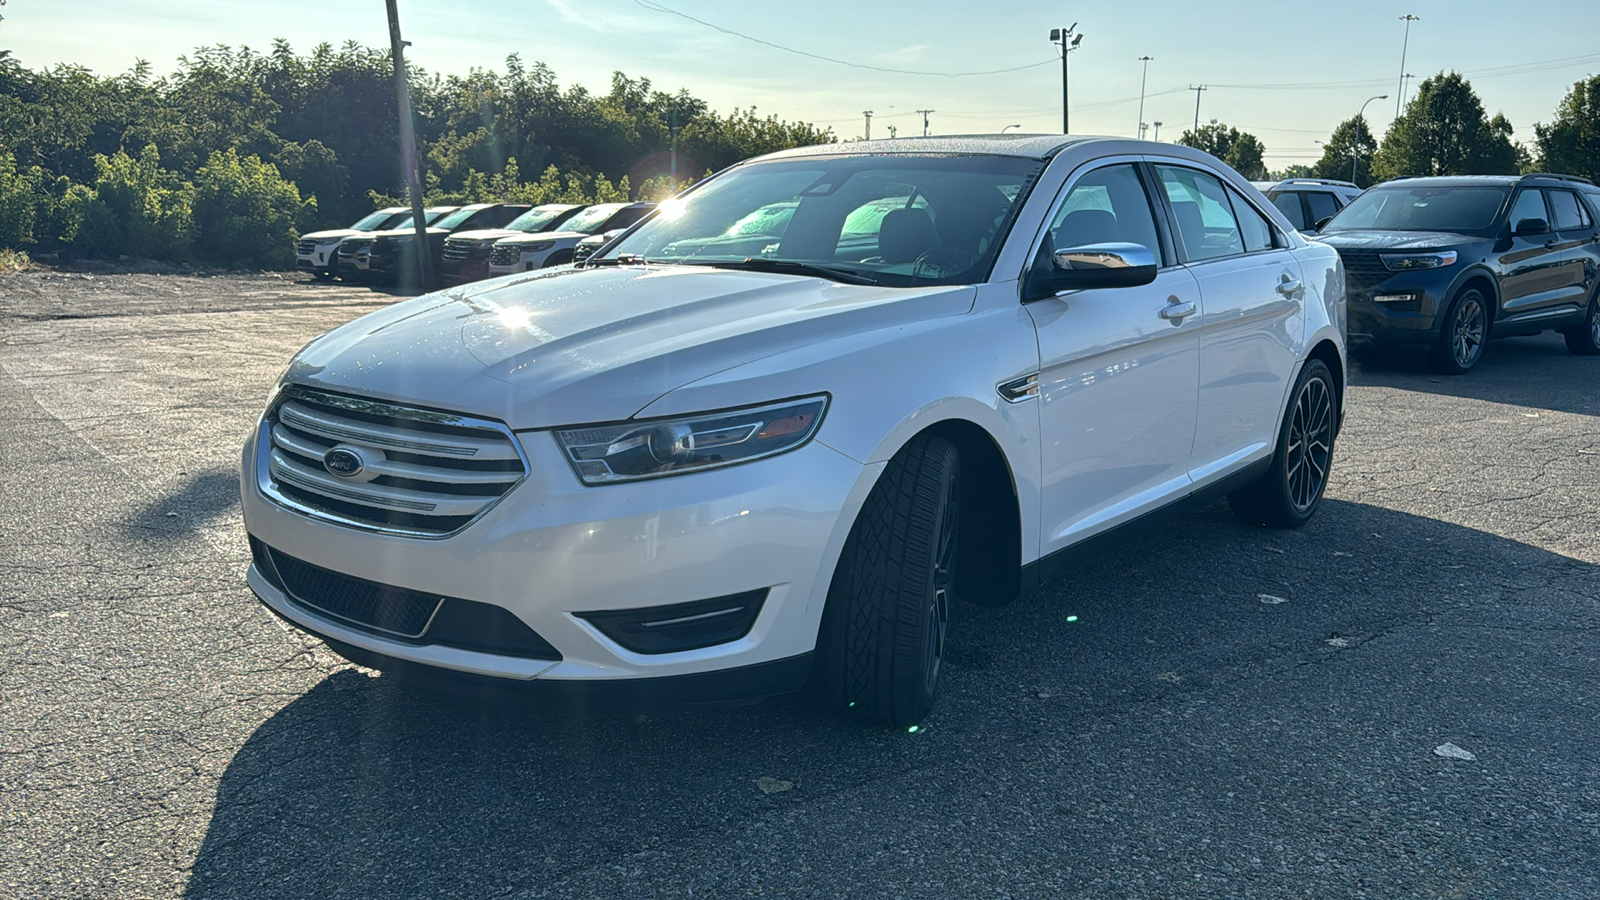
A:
[{"xmin": 1159, "ymin": 300, "xmax": 1196, "ymax": 321}]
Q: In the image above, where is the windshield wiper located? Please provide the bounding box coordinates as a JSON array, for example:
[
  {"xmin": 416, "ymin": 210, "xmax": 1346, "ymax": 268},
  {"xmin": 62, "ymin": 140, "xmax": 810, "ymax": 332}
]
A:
[
  {"xmin": 584, "ymin": 254, "xmax": 649, "ymax": 268},
  {"xmin": 685, "ymin": 258, "xmax": 879, "ymax": 286}
]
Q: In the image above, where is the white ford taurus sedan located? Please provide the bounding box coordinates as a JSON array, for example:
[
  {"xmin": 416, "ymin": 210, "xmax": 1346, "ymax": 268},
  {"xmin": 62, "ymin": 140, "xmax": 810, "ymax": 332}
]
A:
[{"xmin": 242, "ymin": 135, "xmax": 1346, "ymax": 727}]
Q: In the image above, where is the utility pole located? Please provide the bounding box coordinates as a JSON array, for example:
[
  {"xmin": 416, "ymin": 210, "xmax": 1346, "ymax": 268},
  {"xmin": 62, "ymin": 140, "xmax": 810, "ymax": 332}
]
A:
[
  {"xmin": 888, "ymin": 124, "xmax": 897, "ymax": 139},
  {"xmin": 1049, "ymin": 24, "xmax": 1083, "ymax": 134},
  {"xmin": 669, "ymin": 106, "xmax": 678, "ymax": 182},
  {"xmin": 916, "ymin": 109, "xmax": 934, "ymax": 137},
  {"xmin": 862, "ymin": 110, "xmax": 873, "ymax": 140},
  {"xmin": 1135, "ymin": 56, "xmax": 1153, "ymax": 138},
  {"xmin": 1152, "ymin": 121, "xmax": 1162, "ymax": 142},
  {"xmin": 385, "ymin": 0, "xmax": 431, "ymax": 290},
  {"xmin": 1395, "ymin": 14, "xmax": 1419, "ymax": 119},
  {"xmin": 1189, "ymin": 85, "xmax": 1208, "ymax": 136}
]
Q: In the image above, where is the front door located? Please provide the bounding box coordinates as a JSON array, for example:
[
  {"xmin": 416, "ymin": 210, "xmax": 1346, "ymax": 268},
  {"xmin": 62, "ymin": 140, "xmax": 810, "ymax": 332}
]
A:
[{"xmin": 1028, "ymin": 161, "xmax": 1202, "ymax": 552}]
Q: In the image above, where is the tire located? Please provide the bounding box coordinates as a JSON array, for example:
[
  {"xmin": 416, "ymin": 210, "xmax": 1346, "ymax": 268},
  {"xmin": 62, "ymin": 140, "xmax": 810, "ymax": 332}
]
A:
[
  {"xmin": 813, "ymin": 435, "xmax": 960, "ymax": 728},
  {"xmin": 1561, "ymin": 289, "xmax": 1600, "ymax": 355},
  {"xmin": 1428, "ymin": 288, "xmax": 1490, "ymax": 374},
  {"xmin": 1228, "ymin": 358, "xmax": 1337, "ymax": 529}
]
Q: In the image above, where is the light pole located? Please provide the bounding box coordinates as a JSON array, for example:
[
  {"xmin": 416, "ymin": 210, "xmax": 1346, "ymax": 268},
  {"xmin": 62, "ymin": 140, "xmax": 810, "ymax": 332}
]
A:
[
  {"xmin": 1136, "ymin": 56, "xmax": 1154, "ymax": 138},
  {"xmin": 1352, "ymin": 94, "xmax": 1387, "ymax": 184},
  {"xmin": 862, "ymin": 110, "xmax": 873, "ymax": 140},
  {"xmin": 1152, "ymin": 121, "xmax": 1163, "ymax": 142},
  {"xmin": 1395, "ymin": 14, "xmax": 1419, "ymax": 119},
  {"xmin": 1001, "ymin": 123, "xmax": 1022, "ymax": 133},
  {"xmin": 1049, "ymin": 25, "xmax": 1084, "ymax": 134},
  {"xmin": 916, "ymin": 109, "xmax": 934, "ymax": 137},
  {"xmin": 1189, "ymin": 85, "xmax": 1208, "ymax": 135}
]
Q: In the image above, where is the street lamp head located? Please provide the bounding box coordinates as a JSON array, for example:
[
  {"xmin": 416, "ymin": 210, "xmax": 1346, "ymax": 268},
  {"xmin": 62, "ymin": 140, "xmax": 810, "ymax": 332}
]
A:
[
  {"xmin": 1071, "ymin": 33, "xmax": 1083, "ymax": 47},
  {"xmin": 1001, "ymin": 124, "xmax": 1022, "ymax": 133}
]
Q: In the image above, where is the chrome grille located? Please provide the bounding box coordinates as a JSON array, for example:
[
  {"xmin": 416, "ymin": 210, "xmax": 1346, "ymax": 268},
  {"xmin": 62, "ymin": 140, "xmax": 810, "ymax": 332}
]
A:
[
  {"xmin": 443, "ymin": 238, "xmax": 492, "ymax": 262},
  {"xmin": 489, "ymin": 244, "xmax": 521, "ymax": 267},
  {"xmin": 297, "ymin": 239, "xmax": 317, "ymax": 255},
  {"xmin": 260, "ymin": 387, "xmax": 528, "ymax": 538},
  {"xmin": 338, "ymin": 238, "xmax": 374, "ymax": 261},
  {"xmin": 1335, "ymin": 249, "xmax": 1392, "ymax": 295}
]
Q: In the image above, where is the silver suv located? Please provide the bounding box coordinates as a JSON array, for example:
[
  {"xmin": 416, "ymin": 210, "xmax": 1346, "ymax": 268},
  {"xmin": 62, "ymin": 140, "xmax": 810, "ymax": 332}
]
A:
[{"xmin": 1257, "ymin": 179, "xmax": 1364, "ymax": 234}]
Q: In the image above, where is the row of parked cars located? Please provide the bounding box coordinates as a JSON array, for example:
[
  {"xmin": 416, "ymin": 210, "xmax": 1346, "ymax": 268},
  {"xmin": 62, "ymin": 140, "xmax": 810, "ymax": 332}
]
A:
[{"xmin": 295, "ymin": 201, "xmax": 656, "ymax": 286}]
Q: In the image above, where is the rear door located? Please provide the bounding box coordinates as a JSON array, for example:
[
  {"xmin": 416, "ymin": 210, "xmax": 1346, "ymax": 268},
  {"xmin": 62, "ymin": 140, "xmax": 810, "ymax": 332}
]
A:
[
  {"xmin": 1546, "ymin": 188, "xmax": 1598, "ymax": 314},
  {"xmin": 1151, "ymin": 163, "xmax": 1303, "ymax": 484}
]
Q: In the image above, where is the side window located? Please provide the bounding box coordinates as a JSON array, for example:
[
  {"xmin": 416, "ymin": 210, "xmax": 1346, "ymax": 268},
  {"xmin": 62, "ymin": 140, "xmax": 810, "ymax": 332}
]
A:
[
  {"xmin": 1548, "ymin": 190, "xmax": 1590, "ymax": 231},
  {"xmin": 1227, "ymin": 187, "xmax": 1277, "ymax": 253},
  {"xmin": 1047, "ymin": 164, "xmax": 1164, "ymax": 264},
  {"xmin": 1509, "ymin": 189, "xmax": 1548, "ymax": 229},
  {"xmin": 1304, "ymin": 191, "xmax": 1340, "ymax": 227},
  {"xmin": 1272, "ymin": 193, "xmax": 1308, "ymax": 230},
  {"xmin": 1156, "ymin": 165, "xmax": 1244, "ymax": 262}
]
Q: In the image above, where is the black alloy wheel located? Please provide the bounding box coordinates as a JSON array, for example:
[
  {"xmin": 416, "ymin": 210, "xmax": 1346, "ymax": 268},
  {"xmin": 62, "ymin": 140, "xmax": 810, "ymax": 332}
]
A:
[
  {"xmin": 814, "ymin": 434, "xmax": 961, "ymax": 728},
  {"xmin": 1228, "ymin": 358, "xmax": 1338, "ymax": 529},
  {"xmin": 1430, "ymin": 289, "xmax": 1488, "ymax": 374},
  {"xmin": 1562, "ymin": 289, "xmax": 1600, "ymax": 355}
]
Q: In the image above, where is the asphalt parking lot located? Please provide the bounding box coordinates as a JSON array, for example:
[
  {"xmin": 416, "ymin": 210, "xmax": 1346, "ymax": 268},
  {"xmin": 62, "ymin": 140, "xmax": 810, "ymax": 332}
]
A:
[{"xmin": 2, "ymin": 269, "xmax": 1597, "ymax": 899}]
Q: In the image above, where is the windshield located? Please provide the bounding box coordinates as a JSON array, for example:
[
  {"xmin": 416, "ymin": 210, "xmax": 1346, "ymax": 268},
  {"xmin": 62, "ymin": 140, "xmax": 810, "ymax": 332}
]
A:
[
  {"xmin": 433, "ymin": 206, "xmax": 486, "ymax": 230},
  {"xmin": 599, "ymin": 154, "xmax": 1043, "ymax": 286},
  {"xmin": 388, "ymin": 208, "xmax": 453, "ymax": 230},
  {"xmin": 562, "ymin": 204, "xmax": 627, "ymax": 233},
  {"xmin": 351, "ymin": 210, "xmax": 398, "ymax": 231},
  {"xmin": 507, "ymin": 205, "xmax": 577, "ymax": 233},
  {"xmin": 1323, "ymin": 185, "xmax": 1509, "ymax": 236}
]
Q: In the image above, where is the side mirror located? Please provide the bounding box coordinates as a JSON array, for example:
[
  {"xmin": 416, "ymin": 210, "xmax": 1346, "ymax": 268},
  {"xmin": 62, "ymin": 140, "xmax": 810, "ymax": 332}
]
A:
[
  {"xmin": 1312, "ymin": 216, "xmax": 1334, "ymax": 233},
  {"xmin": 1513, "ymin": 217, "xmax": 1550, "ymax": 237},
  {"xmin": 1025, "ymin": 242, "xmax": 1158, "ymax": 300}
]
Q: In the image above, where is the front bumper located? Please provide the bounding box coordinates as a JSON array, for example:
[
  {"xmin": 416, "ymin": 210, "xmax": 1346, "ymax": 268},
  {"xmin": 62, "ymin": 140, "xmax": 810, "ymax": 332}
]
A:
[
  {"xmin": 241, "ymin": 422, "xmax": 871, "ymax": 690},
  {"xmin": 1346, "ymin": 274, "xmax": 1450, "ymax": 345}
]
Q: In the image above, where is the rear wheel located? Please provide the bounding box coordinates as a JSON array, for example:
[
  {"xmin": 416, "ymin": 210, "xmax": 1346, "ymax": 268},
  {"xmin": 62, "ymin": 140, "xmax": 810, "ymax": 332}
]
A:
[
  {"xmin": 1428, "ymin": 288, "xmax": 1489, "ymax": 374},
  {"xmin": 1229, "ymin": 358, "xmax": 1337, "ymax": 529},
  {"xmin": 814, "ymin": 435, "xmax": 960, "ymax": 728},
  {"xmin": 1561, "ymin": 289, "xmax": 1600, "ymax": 355}
]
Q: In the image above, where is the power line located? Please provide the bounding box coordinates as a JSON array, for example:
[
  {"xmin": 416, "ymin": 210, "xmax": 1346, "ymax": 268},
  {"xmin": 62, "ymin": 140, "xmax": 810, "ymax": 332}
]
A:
[{"xmin": 633, "ymin": 1, "xmax": 1057, "ymax": 77}]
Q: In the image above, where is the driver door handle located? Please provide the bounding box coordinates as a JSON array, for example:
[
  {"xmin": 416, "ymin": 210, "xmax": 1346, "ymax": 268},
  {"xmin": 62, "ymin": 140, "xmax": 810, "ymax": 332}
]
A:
[
  {"xmin": 1159, "ymin": 299, "xmax": 1197, "ymax": 321},
  {"xmin": 1276, "ymin": 276, "xmax": 1302, "ymax": 295}
]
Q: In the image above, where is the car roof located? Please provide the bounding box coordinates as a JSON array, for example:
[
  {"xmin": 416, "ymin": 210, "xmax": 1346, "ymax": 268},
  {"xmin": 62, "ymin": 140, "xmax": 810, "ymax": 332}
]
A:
[{"xmin": 751, "ymin": 134, "xmax": 1101, "ymax": 162}]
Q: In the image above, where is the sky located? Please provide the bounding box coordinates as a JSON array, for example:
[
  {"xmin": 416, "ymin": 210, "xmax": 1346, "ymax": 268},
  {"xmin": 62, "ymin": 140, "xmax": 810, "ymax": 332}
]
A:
[{"xmin": 5, "ymin": 0, "xmax": 1599, "ymax": 170}]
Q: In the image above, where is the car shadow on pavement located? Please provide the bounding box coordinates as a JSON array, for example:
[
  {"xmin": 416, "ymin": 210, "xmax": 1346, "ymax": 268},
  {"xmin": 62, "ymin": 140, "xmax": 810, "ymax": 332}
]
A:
[
  {"xmin": 183, "ymin": 498, "xmax": 1600, "ymax": 898},
  {"xmin": 1351, "ymin": 332, "xmax": 1600, "ymax": 417},
  {"xmin": 121, "ymin": 468, "xmax": 240, "ymax": 541}
]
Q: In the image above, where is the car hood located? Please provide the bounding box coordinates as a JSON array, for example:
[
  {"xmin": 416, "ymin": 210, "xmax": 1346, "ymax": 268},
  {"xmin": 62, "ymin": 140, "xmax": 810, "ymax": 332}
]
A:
[
  {"xmin": 1316, "ymin": 230, "xmax": 1477, "ymax": 251},
  {"xmin": 496, "ymin": 230, "xmax": 588, "ymax": 246},
  {"xmin": 368, "ymin": 227, "xmax": 448, "ymax": 240},
  {"xmin": 301, "ymin": 228, "xmax": 364, "ymax": 241},
  {"xmin": 449, "ymin": 228, "xmax": 522, "ymax": 243},
  {"xmin": 285, "ymin": 265, "xmax": 976, "ymax": 429}
]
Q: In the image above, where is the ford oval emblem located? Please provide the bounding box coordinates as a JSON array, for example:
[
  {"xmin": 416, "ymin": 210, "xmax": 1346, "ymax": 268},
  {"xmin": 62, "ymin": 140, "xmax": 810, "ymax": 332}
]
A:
[{"xmin": 323, "ymin": 447, "xmax": 365, "ymax": 478}]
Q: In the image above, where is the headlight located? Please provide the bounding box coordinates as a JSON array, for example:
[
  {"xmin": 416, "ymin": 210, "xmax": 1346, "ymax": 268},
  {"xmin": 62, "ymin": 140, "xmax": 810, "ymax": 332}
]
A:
[
  {"xmin": 519, "ymin": 241, "xmax": 556, "ymax": 254},
  {"xmin": 553, "ymin": 396, "xmax": 829, "ymax": 485},
  {"xmin": 1381, "ymin": 250, "xmax": 1458, "ymax": 271},
  {"xmin": 315, "ymin": 237, "xmax": 344, "ymax": 246}
]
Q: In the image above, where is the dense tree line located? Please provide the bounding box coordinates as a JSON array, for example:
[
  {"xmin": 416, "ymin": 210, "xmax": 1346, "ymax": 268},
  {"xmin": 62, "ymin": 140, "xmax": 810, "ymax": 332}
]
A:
[
  {"xmin": 1188, "ymin": 71, "xmax": 1599, "ymax": 189},
  {"xmin": 0, "ymin": 41, "xmax": 833, "ymax": 266}
]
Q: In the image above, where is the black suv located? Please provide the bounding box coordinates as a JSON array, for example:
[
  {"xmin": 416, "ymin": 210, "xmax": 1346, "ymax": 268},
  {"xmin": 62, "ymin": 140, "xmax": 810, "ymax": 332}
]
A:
[
  {"xmin": 341, "ymin": 203, "xmax": 531, "ymax": 288},
  {"xmin": 1317, "ymin": 173, "xmax": 1600, "ymax": 373}
]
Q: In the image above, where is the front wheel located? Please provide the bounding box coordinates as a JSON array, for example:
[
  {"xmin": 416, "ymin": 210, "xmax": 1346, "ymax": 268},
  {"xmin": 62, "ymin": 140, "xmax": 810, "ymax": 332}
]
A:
[
  {"xmin": 1229, "ymin": 358, "xmax": 1337, "ymax": 529},
  {"xmin": 814, "ymin": 435, "xmax": 960, "ymax": 728},
  {"xmin": 1428, "ymin": 288, "xmax": 1489, "ymax": 374},
  {"xmin": 1561, "ymin": 290, "xmax": 1600, "ymax": 355}
]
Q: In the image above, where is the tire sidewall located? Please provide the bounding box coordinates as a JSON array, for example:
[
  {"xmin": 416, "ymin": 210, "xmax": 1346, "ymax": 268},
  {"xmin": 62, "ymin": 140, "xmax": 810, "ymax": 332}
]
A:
[
  {"xmin": 1432, "ymin": 288, "xmax": 1489, "ymax": 374},
  {"xmin": 1273, "ymin": 358, "xmax": 1336, "ymax": 526}
]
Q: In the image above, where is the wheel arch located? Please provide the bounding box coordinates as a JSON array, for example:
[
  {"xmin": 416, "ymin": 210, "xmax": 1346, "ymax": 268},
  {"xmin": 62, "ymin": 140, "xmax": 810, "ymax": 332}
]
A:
[
  {"xmin": 1451, "ymin": 269, "xmax": 1501, "ymax": 327},
  {"xmin": 917, "ymin": 418, "xmax": 1024, "ymax": 607},
  {"xmin": 1306, "ymin": 338, "xmax": 1345, "ymax": 431}
]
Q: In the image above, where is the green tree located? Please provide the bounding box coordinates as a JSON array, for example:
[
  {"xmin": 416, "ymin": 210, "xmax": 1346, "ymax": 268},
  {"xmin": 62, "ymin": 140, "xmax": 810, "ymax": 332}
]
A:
[
  {"xmin": 73, "ymin": 144, "xmax": 192, "ymax": 259},
  {"xmin": 189, "ymin": 149, "xmax": 310, "ymax": 267},
  {"xmin": 1177, "ymin": 123, "xmax": 1268, "ymax": 180},
  {"xmin": 1372, "ymin": 72, "xmax": 1521, "ymax": 179},
  {"xmin": 0, "ymin": 152, "xmax": 43, "ymax": 247},
  {"xmin": 1311, "ymin": 115, "xmax": 1379, "ymax": 186},
  {"xmin": 1534, "ymin": 74, "xmax": 1600, "ymax": 182}
]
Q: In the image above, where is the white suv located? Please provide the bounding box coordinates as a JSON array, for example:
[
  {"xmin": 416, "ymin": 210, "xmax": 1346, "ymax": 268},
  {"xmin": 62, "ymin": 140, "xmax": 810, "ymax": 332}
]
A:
[{"xmin": 242, "ymin": 136, "xmax": 1346, "ymax": 727}]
